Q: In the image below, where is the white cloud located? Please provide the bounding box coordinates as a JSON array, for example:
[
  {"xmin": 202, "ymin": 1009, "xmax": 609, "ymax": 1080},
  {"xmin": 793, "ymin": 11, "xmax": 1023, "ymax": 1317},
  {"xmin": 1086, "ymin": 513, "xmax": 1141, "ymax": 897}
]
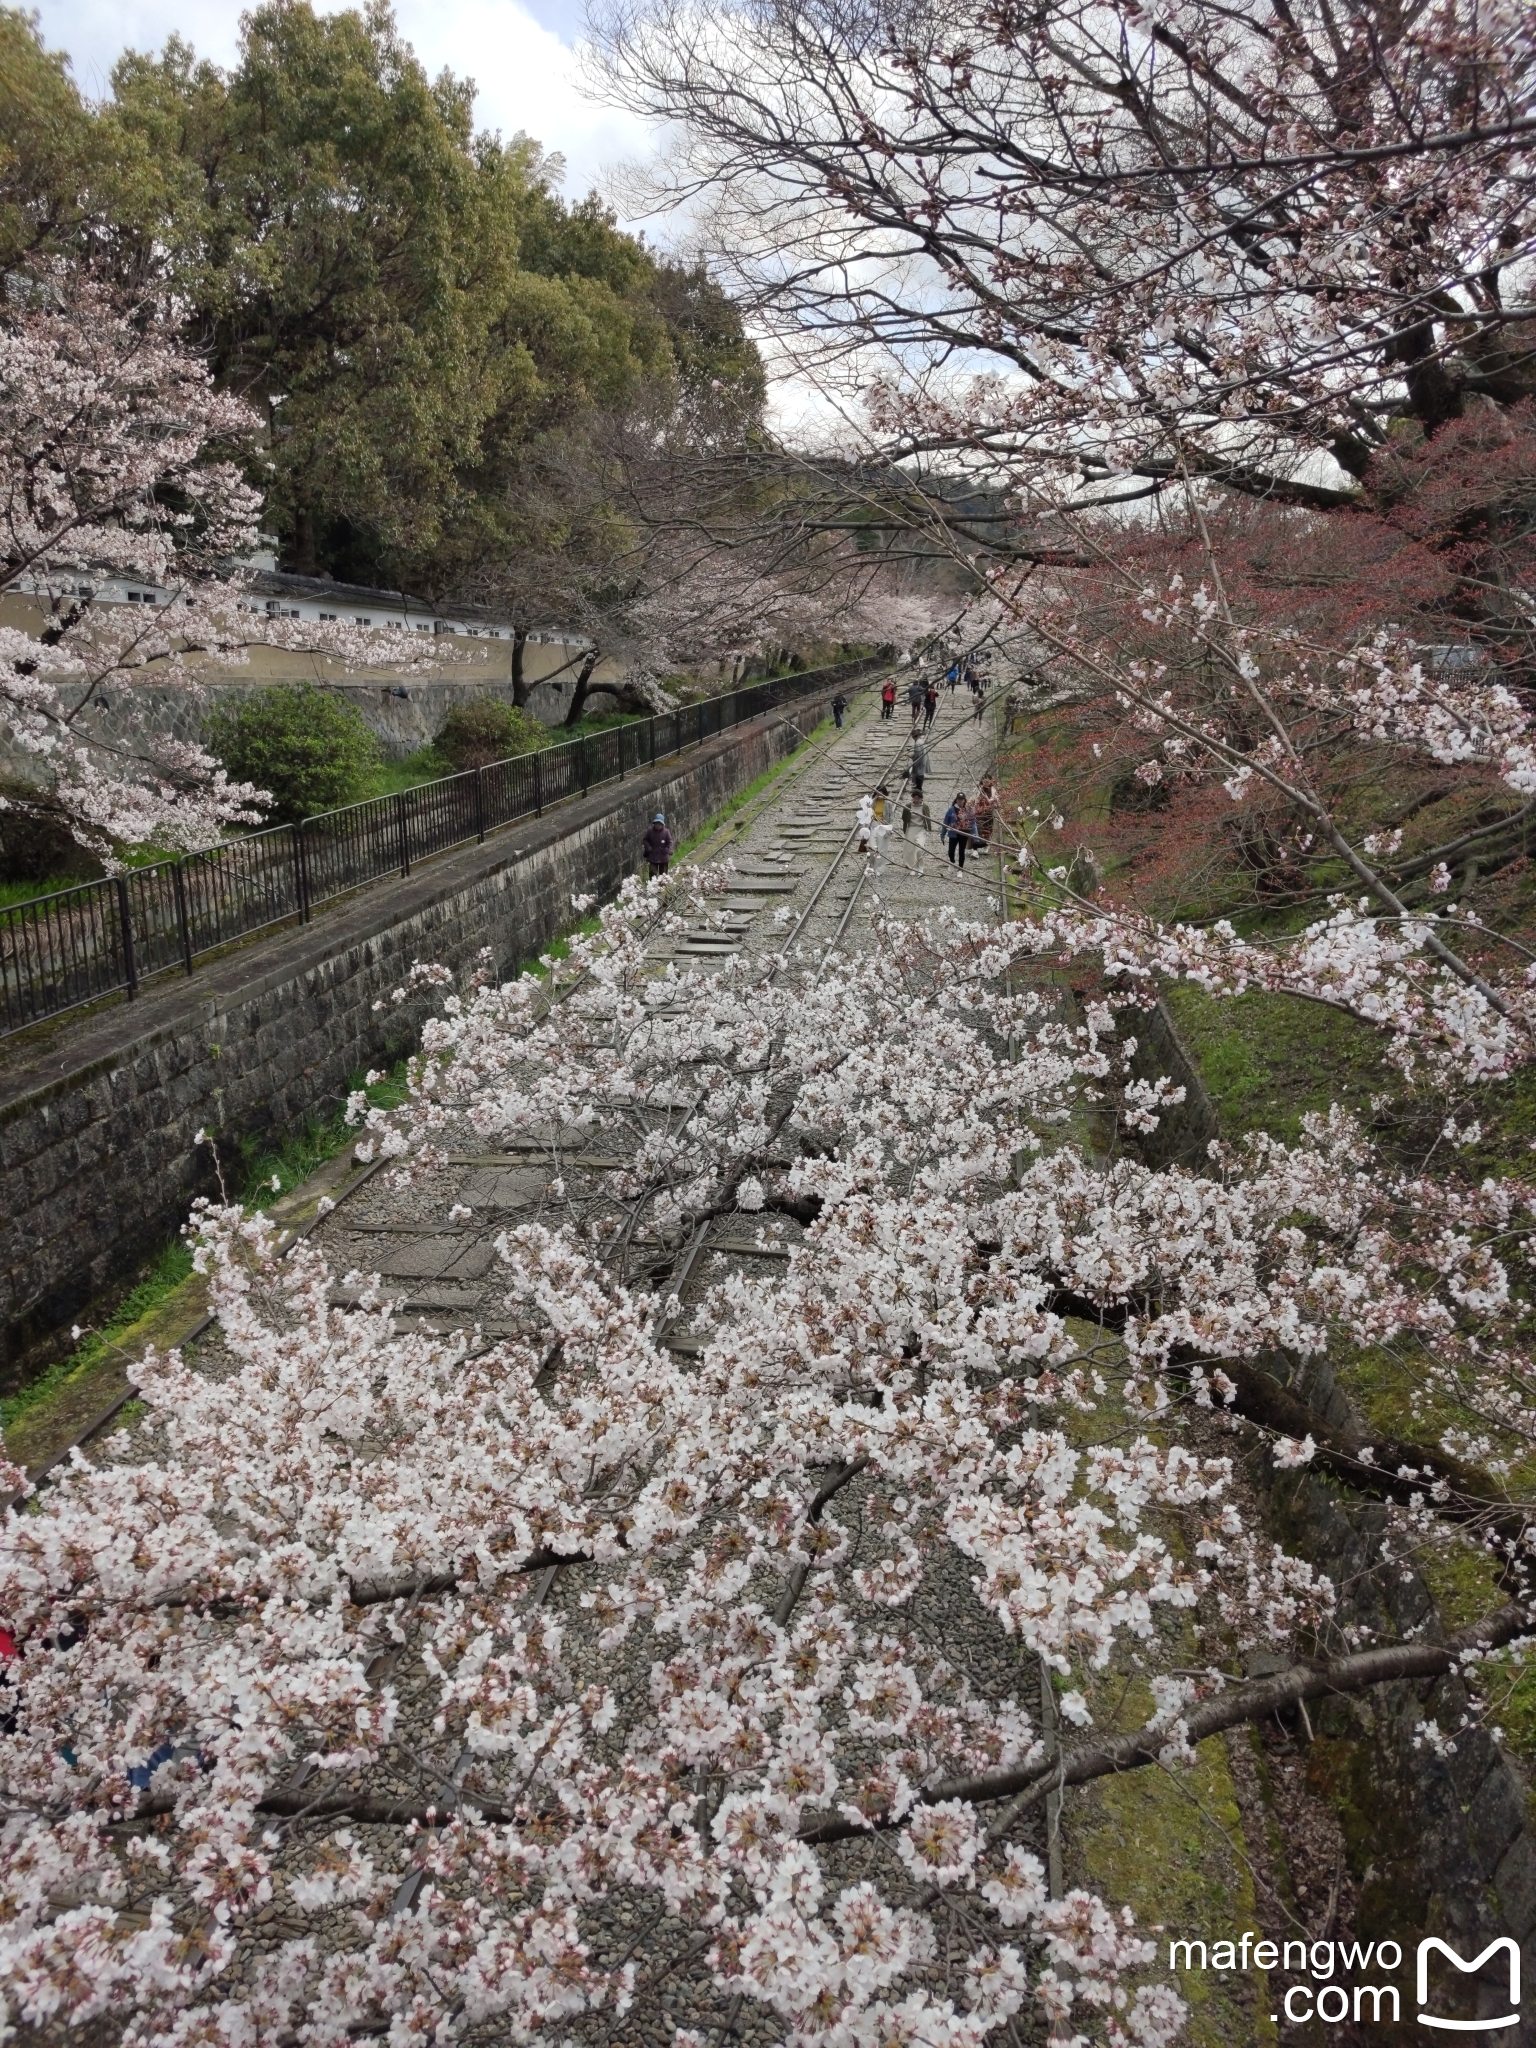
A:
[{"xmin": 392, "ymin": 0, "xmax": 660, "ymax": 200}]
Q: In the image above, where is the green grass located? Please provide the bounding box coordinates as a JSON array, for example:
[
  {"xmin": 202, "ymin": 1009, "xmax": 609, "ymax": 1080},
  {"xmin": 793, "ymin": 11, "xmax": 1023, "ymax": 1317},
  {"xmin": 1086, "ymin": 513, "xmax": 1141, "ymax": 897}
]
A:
[
  {"xmin": 370, "ymin": 747, "xmax": 450, "ymax": 796},
  {"xmin": 366, "ymin": 714, "xmax": 647, "ymax": 801},
  {"xmin": 237, "ymin": 1064, "xmax": 411, "ymax": 1208},
  {"xmin": 0, "ymin": 874, "xmax": 89, "ymax": 909},
  {"xmin": 1, "ymin": 1239, "xmax": 194, "ymax": 1431},
  {"xmin": 513, "ymin": 913, "xmax": 606, "ymax": 984},
  {"xmin": 0, "ymin": 839, "xmax": 180, "ymax": 908},
  {"xmin": 1163, "ymin": 983, "xmax": 1392, "ymax": 1143}
]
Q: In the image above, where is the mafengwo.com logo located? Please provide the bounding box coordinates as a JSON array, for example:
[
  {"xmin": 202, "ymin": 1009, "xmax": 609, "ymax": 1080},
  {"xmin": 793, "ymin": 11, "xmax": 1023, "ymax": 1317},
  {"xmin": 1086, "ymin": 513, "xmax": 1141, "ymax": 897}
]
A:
[{"xmin": 1166, "ymin": 1931, "xmax": 1521, "ymax": 2029}]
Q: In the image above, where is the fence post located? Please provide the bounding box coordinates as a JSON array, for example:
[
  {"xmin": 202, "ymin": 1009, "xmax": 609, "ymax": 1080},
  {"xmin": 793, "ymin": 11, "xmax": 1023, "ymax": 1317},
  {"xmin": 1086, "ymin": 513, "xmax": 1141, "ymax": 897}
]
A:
[
  {"xmin": 173, "ymin": 860, "xmax": 194, "ymax": 975},
  {"xmin": 581, "ymin": 737, "xmax": 590, "ymax": 796},
  {"xmin": 650, "ymin": 717, "xmax": 657, "ymax": 768},
  {"xmin": 115, "ymin": 875, "xmax": 138, "ymax": 998},
  {"xmin": 474, "ymin": 766, "xmax": 487, "ymax": 843},
  {"xmin": 396, "ymin": 791, "xmax": 411, "ymax": 877},
  {"xmin": 292, "ymin": 822, "xmax": 312, "ymax": 925},
  {"xmin": 534, "ymin": 749, "xmax": 544, "ymax": 817}
]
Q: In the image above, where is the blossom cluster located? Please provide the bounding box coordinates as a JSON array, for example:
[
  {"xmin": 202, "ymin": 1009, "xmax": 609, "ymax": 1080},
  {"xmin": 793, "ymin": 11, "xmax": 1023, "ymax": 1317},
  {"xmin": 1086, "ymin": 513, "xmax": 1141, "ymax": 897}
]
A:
[
  {"xmin": 0, "ymin": 268, "xmax": 461, "ymax": 858},
  {"xmin": 4, "ymin": 874, "xmax": 1532, "ymax": 2039},
  {"xmin": 1009, "ymin": 572, "xmax": 1536, "ymax": 1084}
]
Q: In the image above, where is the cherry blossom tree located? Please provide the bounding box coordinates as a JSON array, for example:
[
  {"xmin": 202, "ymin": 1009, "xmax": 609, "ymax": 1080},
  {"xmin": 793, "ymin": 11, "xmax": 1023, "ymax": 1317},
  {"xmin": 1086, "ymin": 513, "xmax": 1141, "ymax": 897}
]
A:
[
  {"xmin": 558, "ymin": 527, "xmax": 955, "ymax": 723},
  {"xmin": 0, "ymin": 269, "xmax": 449, "ymax": 861},
  {"xmin": 957, "ymin": 486, "xmax": 1536, "ymax": 1089},
  {"xmin": 3, "ymin": 17, "xmax": 1532, "ymax": 2021},
  {"xmin": 1, "ymin": 869, "xmax": 1531, "ymax": 2041},
  {"xmin": 594, "ymin": 0, "xmax": 1536, "ymax": 506},
  {"xmin": 631, "ymin": 558, "xmax": 952, "ymax": 679}
]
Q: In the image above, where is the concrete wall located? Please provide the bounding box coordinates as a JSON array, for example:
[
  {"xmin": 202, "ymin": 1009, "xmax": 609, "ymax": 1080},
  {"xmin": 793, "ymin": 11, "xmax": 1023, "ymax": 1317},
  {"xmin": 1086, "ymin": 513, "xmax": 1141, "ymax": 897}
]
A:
[{"xmin": 0, "ymin": 691, "xmax": 838, "ymax": 1383}]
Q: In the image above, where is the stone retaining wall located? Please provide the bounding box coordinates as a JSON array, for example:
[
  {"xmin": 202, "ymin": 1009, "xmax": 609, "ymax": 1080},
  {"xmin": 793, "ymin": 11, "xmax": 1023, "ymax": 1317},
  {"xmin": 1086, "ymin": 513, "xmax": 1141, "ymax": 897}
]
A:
[
  {"xmin": 1267, "ymin": 1341, "xmax": 1536, "ymax": 2034},
  {"xmin": 1130, "ymin": 999, "xmax": 1536, "ymax": 2030},
  {"xmin": 0, "ymin": 693, "xmax": 838, "ymax": 1384},
  {"xmin": 44, "ymin": 661, "xmax": 606, "ymax": 759}
]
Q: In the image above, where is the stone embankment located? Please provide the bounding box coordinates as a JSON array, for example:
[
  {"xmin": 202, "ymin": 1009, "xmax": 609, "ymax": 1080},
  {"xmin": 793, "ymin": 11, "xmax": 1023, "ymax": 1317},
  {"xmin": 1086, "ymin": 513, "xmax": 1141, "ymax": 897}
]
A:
[{"xmin": 1139, "ymin": 989, "xmax": 1536, "ymax": 2036}]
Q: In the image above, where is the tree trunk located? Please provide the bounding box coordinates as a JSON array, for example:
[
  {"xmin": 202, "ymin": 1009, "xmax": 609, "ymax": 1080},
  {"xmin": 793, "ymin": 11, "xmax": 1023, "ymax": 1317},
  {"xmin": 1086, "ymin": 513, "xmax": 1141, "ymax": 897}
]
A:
[
  {"xmin": 291, "ymin": 504, "xmax": 318, "ymax": 577},
  {"xmin": 511, "ymin": 626, "xmax": 528, "ymax": 708},
  {"xmin": 562, "ymin": 648, "xmax": 602, "ymax": 727}
]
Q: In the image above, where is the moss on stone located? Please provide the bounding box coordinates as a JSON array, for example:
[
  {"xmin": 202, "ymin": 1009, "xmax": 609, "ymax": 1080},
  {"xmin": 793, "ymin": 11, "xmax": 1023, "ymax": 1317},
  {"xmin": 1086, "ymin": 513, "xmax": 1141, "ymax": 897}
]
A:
[
  {"xmin": 1014, "ymin": 1325, "xmax": 1281, "ymax": 2040},
  {"xmin": 1068, "ymin": 1703, "xmax": 1275, "ymax": 2047},
  {"xmin": 1162, "ymin": 984, "xmax": 1390, "ymax": 1143},
  {"xmin": 1304, "ymin": 1721, "xmax": 1432, "ymax": 1946}
]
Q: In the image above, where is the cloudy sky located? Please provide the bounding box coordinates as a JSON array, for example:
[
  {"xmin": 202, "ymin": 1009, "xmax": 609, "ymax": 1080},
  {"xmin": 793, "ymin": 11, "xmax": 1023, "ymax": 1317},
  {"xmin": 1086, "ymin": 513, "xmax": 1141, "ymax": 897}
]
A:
[{"xmin": 34, "ymin": 0, "xmax": 658, "ymax": 208}]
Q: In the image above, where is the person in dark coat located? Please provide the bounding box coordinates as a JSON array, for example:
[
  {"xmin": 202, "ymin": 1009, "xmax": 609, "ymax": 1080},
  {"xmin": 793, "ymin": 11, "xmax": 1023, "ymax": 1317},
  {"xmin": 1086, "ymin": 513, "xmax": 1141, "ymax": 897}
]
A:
[
  {"xmin": 832, "ymin": 692, "xmax": 847, "ymax": 727},
  {"xmin": 642, "ymin": 813, "xmax": 674, "ymax": 877},
  {"xmin": 943, "ymin": 794, "xmax": 974, "ymax": 869}
]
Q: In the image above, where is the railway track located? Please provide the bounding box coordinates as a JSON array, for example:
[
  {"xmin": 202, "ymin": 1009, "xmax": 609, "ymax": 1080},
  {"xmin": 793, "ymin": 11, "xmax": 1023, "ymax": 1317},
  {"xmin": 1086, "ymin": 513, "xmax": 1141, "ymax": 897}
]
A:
[
  {"xmin": 300, "ymin": 684, "xmax": 1005, "ymax": 1352},
  {"xmin": 33, "ymin": 678, "xmax": 1010, "ymax": 1472},
  {"xmin": 14, "ymin": 680, "xmax": 1064, "ymax": 2045}
]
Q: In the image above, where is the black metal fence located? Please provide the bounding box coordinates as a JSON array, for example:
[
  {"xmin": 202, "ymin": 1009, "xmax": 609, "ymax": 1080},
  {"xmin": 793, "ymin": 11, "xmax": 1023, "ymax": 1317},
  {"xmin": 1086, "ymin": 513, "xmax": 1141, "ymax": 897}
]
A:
[{"xmin": 0, "ymin": 660, "xmax": 879, "ymax": 1038}]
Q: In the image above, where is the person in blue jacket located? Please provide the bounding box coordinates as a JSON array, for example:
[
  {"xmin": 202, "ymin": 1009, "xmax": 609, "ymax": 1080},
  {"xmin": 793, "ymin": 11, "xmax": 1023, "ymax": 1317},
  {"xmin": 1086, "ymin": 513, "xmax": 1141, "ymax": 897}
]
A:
[{"xmin": 943, "ymin": 793, "xmax": 974, "ymax": 869}]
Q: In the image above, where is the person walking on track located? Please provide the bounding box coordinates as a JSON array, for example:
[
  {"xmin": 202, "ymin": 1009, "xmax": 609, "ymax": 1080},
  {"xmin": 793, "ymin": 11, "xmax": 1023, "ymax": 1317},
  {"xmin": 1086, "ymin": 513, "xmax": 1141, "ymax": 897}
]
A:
[
  {"xmin": 907, "ymin": 677, "xmax": 926, "ymax": 727},
  {"xmin": 881, "ymin": 679, "xmax": 897, "ymax": 720},
  {"xmin": 943, "ymin": 793, "xmax": 973, "ymax": 870},
  {"xmin": 923, "ymin": 682, "xmax": 938, "ymax": 728},
  {"xmin": 642, "ymin": 813, "xmax": 674, "ymax": 878},
  {"xmin": 832, "ymin": 691, "xmax": 847, "ymax": 728}
]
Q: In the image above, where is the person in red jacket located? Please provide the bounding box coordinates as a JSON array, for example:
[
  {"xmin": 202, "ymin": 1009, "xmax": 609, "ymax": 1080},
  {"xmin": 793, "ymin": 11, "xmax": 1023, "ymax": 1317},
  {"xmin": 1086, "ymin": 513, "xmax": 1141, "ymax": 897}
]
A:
[
  {"xmin": 642, "ymin": 813, "xmax": 674, "ymax": 878},
  {"xmin": 881, "ymin": 679, "xmax": 897, "ymax": 720}
]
